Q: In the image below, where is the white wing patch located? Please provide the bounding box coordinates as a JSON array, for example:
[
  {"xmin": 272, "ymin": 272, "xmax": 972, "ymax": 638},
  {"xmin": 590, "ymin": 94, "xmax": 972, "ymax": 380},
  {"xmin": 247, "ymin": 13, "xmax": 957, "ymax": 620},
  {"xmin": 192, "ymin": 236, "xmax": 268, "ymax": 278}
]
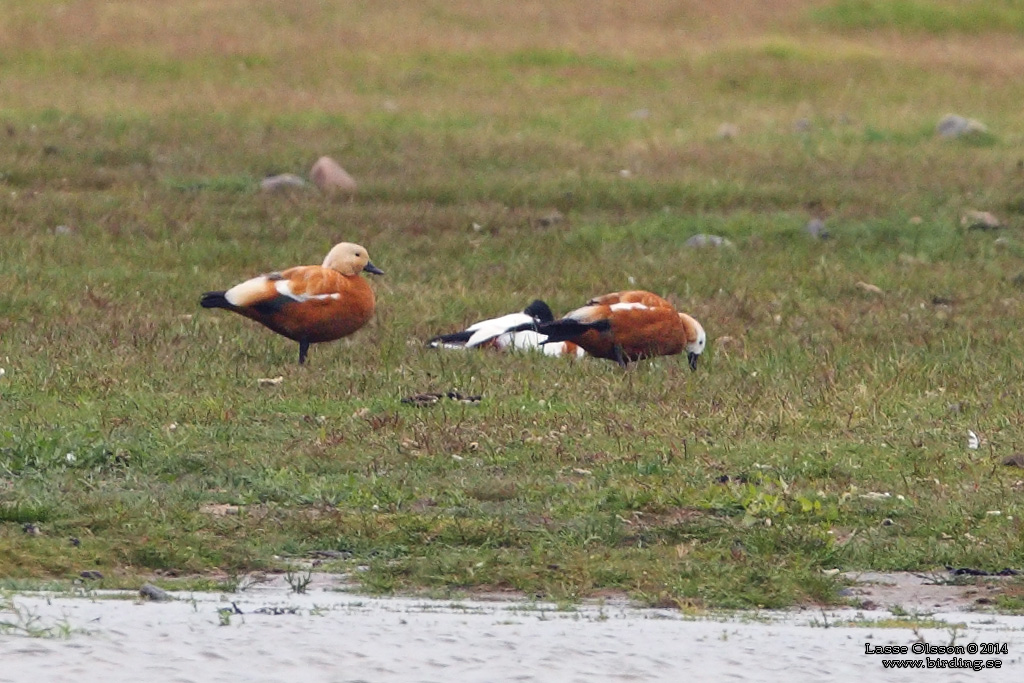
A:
[
  {"xmin": 274, "ymin": 279, "xmax": 340, "ymax": 302},
  {"xmin": 224, "ymin": 276, "xmax": 272, "ymax": 307},
  {"xmin": 567, "ymin": 304, "xmax": 604, "ymax": 322},
  {"xmin": 465, "ymin": 313, "xmax": 535, "ymax": 348},
  {"xmin": 466, "ymin": 312, "xmax": 533, "ymax": 333},
  {"xmin": 542, "ymin": 341, "xmax": 586, "ymax": 357},
  {"xmin": 609, "ymin": 302, "xmax": 650, "ymax": 312},
  {"xmin": 493, "ymin": 330, "xmax": 545, "ymax": 351}
]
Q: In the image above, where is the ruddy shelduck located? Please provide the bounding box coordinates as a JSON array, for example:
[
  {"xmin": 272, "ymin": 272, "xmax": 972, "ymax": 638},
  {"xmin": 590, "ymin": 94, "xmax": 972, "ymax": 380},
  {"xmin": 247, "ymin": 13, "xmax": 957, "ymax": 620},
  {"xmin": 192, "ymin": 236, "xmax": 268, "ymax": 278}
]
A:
[
  {"xmin": 200, "ymin": 242, "xmax": 383, "ymax": 364},
  {"xmin": 524, "ymin": 290, "xmax": 706, "ymax": 369},
  {"xmin": 427, "ymin": 300, "xmax": 585, "ymax": 357}
]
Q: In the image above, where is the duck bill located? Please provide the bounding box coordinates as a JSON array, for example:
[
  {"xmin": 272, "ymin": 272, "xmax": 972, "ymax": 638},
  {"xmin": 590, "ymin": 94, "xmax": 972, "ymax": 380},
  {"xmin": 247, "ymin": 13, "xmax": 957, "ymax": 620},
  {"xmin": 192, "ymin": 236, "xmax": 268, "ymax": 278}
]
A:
[
  {"xmin": 687, "ymin": 352, "xmax": 699, "ymax": 371},
  {"xmin": 363, "ymin": 261, "xmax": 385, "ymax": 275}
]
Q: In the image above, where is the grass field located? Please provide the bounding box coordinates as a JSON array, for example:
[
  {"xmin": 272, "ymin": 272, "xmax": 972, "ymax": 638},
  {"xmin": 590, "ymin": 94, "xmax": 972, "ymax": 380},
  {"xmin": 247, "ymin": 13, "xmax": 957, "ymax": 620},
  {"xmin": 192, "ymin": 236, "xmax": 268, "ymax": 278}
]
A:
[{"xmin": 3, "ymin": 0, "xmax": 1024, "ymax": 610}]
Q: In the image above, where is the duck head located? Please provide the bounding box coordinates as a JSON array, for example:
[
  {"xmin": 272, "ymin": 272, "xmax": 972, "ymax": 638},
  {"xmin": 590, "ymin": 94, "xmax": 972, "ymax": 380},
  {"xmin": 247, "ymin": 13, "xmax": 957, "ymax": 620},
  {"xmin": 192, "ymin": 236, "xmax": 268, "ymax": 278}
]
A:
[{"xmin": 322, "ymin": 242, "xmax": 384, "ymax": 276}]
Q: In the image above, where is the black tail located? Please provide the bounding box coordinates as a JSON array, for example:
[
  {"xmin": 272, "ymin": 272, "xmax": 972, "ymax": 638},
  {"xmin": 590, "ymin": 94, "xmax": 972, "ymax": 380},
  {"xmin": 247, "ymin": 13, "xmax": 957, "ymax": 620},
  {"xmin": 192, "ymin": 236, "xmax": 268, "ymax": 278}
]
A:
[
  {"xmin": 537, "ymin": 319, "xmax": 610, "ymax": 343},
  {"xmin": 523, "ymin": 299, "xmax": 555, "ymax": 323},
  {"xmin": 426, "ymin": 330, "xmax": 473, "ymax": 348},
  {"xmin": 507, "ymin": 318, "xmax": 611, "ymax": 343},
  {"xmin": 200, "ymin": 291, "xmax": 231, "ymax": 309}
]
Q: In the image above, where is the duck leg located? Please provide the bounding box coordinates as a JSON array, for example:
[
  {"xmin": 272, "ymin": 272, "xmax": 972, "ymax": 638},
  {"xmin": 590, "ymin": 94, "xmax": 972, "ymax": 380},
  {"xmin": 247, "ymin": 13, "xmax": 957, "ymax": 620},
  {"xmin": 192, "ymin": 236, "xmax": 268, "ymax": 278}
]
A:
[
  {"xmin": 298, "ymin": 340, "xmax": 310, "ymax": 365},
  {"xmin": 612, "ymin": 344, "xmax": 628, "ymax": 368}
]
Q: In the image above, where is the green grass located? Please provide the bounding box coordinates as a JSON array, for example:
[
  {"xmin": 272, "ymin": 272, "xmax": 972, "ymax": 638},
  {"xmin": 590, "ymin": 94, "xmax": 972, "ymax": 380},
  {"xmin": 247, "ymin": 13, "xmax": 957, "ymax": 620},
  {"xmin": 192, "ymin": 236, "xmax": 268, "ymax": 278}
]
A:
[
  {"xmin": 2, "ymin": 0, "xmax": 1024, "ymax": 610},
  {"xmin": 812, "ymin": 0, "xmax": 1024, "ymax": 35}
]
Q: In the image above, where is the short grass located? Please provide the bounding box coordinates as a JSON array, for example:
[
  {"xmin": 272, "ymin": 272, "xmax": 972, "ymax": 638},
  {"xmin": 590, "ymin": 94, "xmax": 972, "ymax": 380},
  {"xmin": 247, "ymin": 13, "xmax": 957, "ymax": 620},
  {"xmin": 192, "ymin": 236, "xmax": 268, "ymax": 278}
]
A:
[{"xmin": 2, "ymin": 1, "xmax": 1024, "ymax": 609}]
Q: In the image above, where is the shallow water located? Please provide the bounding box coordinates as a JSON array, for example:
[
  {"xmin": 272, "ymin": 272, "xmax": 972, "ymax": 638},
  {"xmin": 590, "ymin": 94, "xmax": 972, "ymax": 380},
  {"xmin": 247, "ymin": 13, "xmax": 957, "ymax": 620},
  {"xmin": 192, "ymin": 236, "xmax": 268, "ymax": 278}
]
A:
[{"xmin": 1, "ymin": 577, "xmax": 1022, "ymax": 682}]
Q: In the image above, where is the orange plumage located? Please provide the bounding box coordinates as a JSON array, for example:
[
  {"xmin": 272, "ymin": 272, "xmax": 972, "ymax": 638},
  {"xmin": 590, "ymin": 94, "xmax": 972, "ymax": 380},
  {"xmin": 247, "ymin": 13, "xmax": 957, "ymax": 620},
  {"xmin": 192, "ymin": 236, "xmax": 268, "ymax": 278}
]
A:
[
  {"xmin": 200, "ymin": 242, "xmax": 383, "ymax": 364},
  {"xmin": 534, "ymin": 290, "xmax": 706, "ymax": 369}
]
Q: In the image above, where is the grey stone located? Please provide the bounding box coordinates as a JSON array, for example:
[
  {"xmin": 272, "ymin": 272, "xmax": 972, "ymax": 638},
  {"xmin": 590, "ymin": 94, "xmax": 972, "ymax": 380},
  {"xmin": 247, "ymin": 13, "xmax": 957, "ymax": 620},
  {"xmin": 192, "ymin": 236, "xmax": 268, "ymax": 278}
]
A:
[
  {"xmin": 536, "ymin": 210, "xmax": 564, "ymax": 228},
  {"xmin": 961, "ymin": 209, "xmax": 1001, "ymax": 230},
  {"xmin": 716, "ymin": 123, "xmax": 738, "ymax": 140},
  {"xmin": 805, "ymin": 218, "xmax": 830, "ymax": 239},
  {"xmin": 685, "ymin": 234, "xmax": 734, "ymax": 248},
  {"xmin": 936, "ymin": 114, "xmax": 988, "ymax": 138},
  {"xmin": 259, "ymin": 173, "xmax": 307, "ymax": 193},
  {"xmin": 139, "ymin": 582, "xmax": 172, "ymax": 602},
  {"xmin": 309, "ymin": 156, "xmax": 357, "ymax": 197}
]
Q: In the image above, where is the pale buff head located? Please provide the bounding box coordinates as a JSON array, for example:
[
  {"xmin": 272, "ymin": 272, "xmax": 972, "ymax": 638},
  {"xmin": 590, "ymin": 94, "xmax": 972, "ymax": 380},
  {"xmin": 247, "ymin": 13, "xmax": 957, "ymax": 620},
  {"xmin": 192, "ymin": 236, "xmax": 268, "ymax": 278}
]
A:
[
  {"xmin": 679, "ymin": 313, "xmax": 706, "ymax": 371},
  {"xmin": 321, "ymin": 242, "xmax": 384, "ymax": 276}
]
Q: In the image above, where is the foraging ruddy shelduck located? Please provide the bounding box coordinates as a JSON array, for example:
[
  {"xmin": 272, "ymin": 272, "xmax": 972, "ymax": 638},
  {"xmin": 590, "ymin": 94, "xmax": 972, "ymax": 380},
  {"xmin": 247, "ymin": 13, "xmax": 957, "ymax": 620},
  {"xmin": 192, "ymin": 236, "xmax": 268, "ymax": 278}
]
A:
[
  {"xmin": 427, "ymin": 300, "xmax": 585, "ymax": 357},
  {"xmin": 200, "ymin": 242, "xmax": 383, "ymax": 364},
  {"xmin": 525, "ymin": 290, "xmax": 706, "ymax": 369}
]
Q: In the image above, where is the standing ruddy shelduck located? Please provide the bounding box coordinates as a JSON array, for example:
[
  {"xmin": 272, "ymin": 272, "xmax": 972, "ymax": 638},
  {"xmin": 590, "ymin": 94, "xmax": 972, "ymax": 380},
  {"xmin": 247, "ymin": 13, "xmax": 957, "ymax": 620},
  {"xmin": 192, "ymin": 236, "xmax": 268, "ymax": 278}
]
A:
[
  {"xmin": 426, "ymin": 300, "xmax": 585, "ymax": 357},
  {"xmin": 523, "ymin": 290, "xmax": 706, "ymax": 369},
  {"xmin": 200, "ymin": 242, "xmax": 383, "ymax": 364}
]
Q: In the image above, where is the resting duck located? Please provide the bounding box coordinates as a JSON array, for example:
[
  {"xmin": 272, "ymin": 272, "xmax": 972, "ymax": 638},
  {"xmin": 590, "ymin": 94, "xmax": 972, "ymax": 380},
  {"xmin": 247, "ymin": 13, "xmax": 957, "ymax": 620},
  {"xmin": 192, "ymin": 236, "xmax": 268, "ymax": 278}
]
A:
[
  {"xmin": 200, "ymin": 242, "xmax": 383, "ymax": 364},
  {"xmin": 427, "ymin": 300, "xmax": 585, "ymax": 357},
  {"xmin": 524, "ymin": 290, "xmax": 706, "ymax": 369}
]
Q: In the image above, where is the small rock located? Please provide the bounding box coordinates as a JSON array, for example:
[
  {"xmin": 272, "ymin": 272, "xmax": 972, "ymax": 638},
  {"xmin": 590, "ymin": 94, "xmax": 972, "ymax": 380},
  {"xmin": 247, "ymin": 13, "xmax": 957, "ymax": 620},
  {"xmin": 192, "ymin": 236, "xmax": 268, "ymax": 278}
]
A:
[
  {"xmin": 411, "ymin": 497, "xmax": 438, "ymax": 512},
  {"xmin": 0, "ymin": 368, "xmax": 5, "ymax": 379},
  {"xmin": 310, "ymin": 549, "xmax": 351, "ymax": 560},
  {"xmin": 1002, "ymin": 453, "xmax": 1024, "ymax": 468},
  {"xmin": 618, "ymin": 169, "xmax": 633, "ymax": 178},
  {"xmin": 716, "ymin": 123, "xmax": 738, "ymax": 140},
  {"xmin": 402, "ymin": 392, "xmax": 444, "ymax": 406},
  {"xmin": 401, "ymin": 391, "xmax": 482, "ymax": 406},
  {"xmin": 805, "ymin": 218, "xmax": 830, "ymax": 239},
  {"xmin": 199, "ymin": 503, "xmax": 241, "ymax": 516},
  {"xmin": 54, "ymin": 225, "xmax": 74, "ymax": 236},
  {"xmin": 139, "ymin": 582, "xmax": 172, "ymax": 602},
  {"xmin": 309, "ymin": 156, "xmax": 357, "ymax": 197},
  {"xmin": 995, "ymin": 237, "xmax": 1010, "ymax": 248},
  {"xmin": 536, "ymin": 210, "xmax": 564, "ymax": 228},
  {"xmin": 254, "ymin": 606, "xmax": 300, "ymax": 615},
  {"xmin": 685, "ymin": 234, "xmax": 734, "ymax": 248},
  {"xmin": 80, "ymin": 570, "xmax": 103, "ymax": 580},
  {"xmin": 961, "ymin": 209, "xmax": 1001, "ymax": 230},
  {"xmin": 936, "ymin": 114, "xmax": 988, "ymax": 139},
  {"xmin": 855, "ymin": 281, "xmax": 884, "ymax": 295},
  {"xmin": 259, "ymin": 173, "xmax": 307, "ymax": 193}
]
